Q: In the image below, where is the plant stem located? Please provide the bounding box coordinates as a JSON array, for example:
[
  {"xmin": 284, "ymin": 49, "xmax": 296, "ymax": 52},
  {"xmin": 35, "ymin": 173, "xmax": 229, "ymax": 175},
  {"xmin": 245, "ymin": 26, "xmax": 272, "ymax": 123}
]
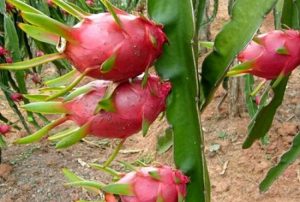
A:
[{"xmin": 103, "ymin": 139, "xmax": 126, "ymax": 168}]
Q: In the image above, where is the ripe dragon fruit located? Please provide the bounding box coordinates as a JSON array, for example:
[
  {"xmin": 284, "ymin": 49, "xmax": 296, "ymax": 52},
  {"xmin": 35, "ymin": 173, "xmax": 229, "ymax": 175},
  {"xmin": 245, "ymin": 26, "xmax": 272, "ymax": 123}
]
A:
[
  {"xmin": 10, "ymin": 92, "xmax": 23, "ymax": 102},
  {"xmin": 103, "ymin": 165, "xmax": 189, "ymax": 202},
  {"xmin": 17, "ymin": 75, "xmax": 171, "ymax": 146},
  {"xmin": 1, "ymin": 0, "xmax": 167, "ymax": 82},
  {"xmin": 228, "ymin": 30, "xmax": 300, "ymax": 80},
  {"xmin": 63, "ymin": 12, "xmax": 166, "ymax": 81},
  {"xmin": 0, "ymin": 46, "xmax": 7, "ymax": 56},
  {"xmin": 0, "ymin": 124, "xmax": 11, "ymax": 136}
]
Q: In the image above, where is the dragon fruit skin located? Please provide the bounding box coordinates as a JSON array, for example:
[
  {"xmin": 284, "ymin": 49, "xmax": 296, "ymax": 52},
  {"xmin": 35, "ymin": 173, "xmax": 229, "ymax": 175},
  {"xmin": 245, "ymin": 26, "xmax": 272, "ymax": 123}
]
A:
[
  {"xmin": 115, "ymin": 166, "xmax": 189, "ymax": 202},
  {"xmin": 64, "ymin": 13, "xmax": 167, "ymax": 81},
  {"xmin": 63, "ymin": 75, "xmax": 171, "ymax": 138},
  {"xmin": 238, "ymin": 30, "xmax": 300, "ymax": 80},
  {"xmin": 10, "ymin": 92, "xmax": 23, "ymax": 102},
  {"xmin": 0, "ymin": 124, "xmax": 11, "ymax": 135}
]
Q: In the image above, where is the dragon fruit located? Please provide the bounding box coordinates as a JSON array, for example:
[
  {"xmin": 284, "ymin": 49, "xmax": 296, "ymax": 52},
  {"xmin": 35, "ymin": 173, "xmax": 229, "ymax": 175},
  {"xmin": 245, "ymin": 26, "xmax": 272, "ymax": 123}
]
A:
[
  {"xmin": 0, "ymin": 46, "xmax": 7, "ymax": 56},
  {"xmin": 10, "ymin": 92, "xmax": 23, "ymax": 102},
  {"xmin": 5, "ymin": 56, "xmax": 13, "ymax": 64},
  {"xmin": 228, "ymin": 30, "xmax": 300, "ymax": 80},
  {"xmin": 18, "ymin": 75, "xmax": 171, "ymax": 145},
  {"xmin": 0, "ymin": 124, "xmax": 11, "ymax": 136},
  {"xmin": 61, "ymin": 12, "xmax": 166, "ymax": 81},
  {"xmin": 104, "ymin": 165, "xmax": 189, "ymax": 202},
  {"xmin": 1, "ymin": 0, "xmax": 167, "ymax": 82}
]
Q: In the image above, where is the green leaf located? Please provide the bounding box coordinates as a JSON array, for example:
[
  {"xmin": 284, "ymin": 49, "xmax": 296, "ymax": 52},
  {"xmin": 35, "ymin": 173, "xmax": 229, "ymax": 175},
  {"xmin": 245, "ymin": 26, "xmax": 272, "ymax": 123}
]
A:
[
  {"xmin": 0, "ymin": 0, "xmax": 5, "ymax": 14},
  {"xmin": 64, "ymin": 85, "xmax": 93, "ymax": 101},
  {"xmin": 62, "ymin": 168, "xmax": 84, "ymax": 182},
  {"xmin": 100, "ymin": 54, "xmax": 116, "ymax": 73},
  {"xmin": 96, "ymin": 98, "xmax": 115, "ymax": 112},
  {"xmin": 226, "ymin": 61, "xmax": 253, "ymax": 77},
  {"xmin": 148, "ymin": 171, "xmax": 161, "ymax": 180},
  {"xmin": 156, "ymin": 127, "xmax": 173, "ymax": 154},
  {"xmin": 200, "ymin": 0, "xmax": 278, "ymax": 110},
  {"xmin": 22, "ymin": 102, "xmax": 67, "ymax": 114},
  {"xmin": 0, "ymin": 136, "xmax": 7, "ymax": 148},
  {"xmin": 21, "ymin": 12, "xmax": 73, "ymax": 41},
  {"xmin": 148, "ymin": 1, "xmax": 210, "ymax": 201},
  {"xmin": 102, "ymin": 184, "xmax": 134, "ymax": 196},
  {"xmin": 89, "ymin": 163, "xmax": 121, "ymax": 177},
  {"xmin": 244, "ymin": 75, "xmax": 257, "ymax": 117},
  {"xmin": 45, "ymin": 69, "xmax": 78, "ymax": 87},
  {"xmin": 55, "ymin": 124, "xmax": 89, "ymax": 149},
  {"xmin": 45, "ymin": 70, "xmax": 87, "ymax": 101},
  {"xmin": 66, "ymin": 181, "xmax": 103, "ymax": 191},
  {"xmin": 16, "ymin": 117, "xmax": 67, "ymax": 144},
  {"xmin": 243, "ymin": 77, "xmax": 289, "ymax": 149},
  {"xmin": 0, "ymin": 53, "xmax": 65, "ymax": 71},
  {"xmin": 18, "ymin": 23, "xmax": 60, "ymax": 45},
  {"xmin": 48, "ymin": 128, "xmax": 79, "ymax": 141},
  {"xmin": 274, "ymin": 0, "xmax": 284, "ymax": 29},
  {"xmin": 22, "ymin": 94, "xmax": 50, "ymax": 102},
  {"xmin": 95, "ymin": 83, "xmax": 118, "ymax": 113},
  {"xmin": 260, "ymin": 132, "xmax": 300, "ymax": 191},
  {"xmin": 276, "ymin": 47, "xmax": 289, "ymax": 55},
  {"xmin": 281, "ymin": 0, "xmax": 300, "ymax": 29},
  {"xmin": 52, "ymin": 0, "xmax": 89, "ymax": 20},
  {"xmin": 100, "ymin": 0, "xmax": 123, "ymax": 28},
  {"xmin": 142, "ymin": 119, "xmax": 150, "ymax": 137},
  {"xmin": 199, "ymin": 41, "xmax": 214, "ymax": 49},
  {"xmin": 6, "ymin": 0, "xmax": 45, "ymax": 15}
]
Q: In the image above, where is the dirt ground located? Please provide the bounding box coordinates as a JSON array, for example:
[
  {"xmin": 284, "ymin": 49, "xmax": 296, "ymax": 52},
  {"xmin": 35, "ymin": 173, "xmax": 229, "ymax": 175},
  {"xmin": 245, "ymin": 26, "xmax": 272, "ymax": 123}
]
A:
[{"xmin": 1, "ymin": 1, "xmax": 300, "ymax": 202}]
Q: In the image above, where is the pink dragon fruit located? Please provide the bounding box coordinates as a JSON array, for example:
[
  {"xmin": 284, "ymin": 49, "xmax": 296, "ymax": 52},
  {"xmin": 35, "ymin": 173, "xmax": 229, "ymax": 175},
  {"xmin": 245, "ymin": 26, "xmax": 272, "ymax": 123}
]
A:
[
  {"xmin": 10, "ymin": 92, "xmax": 23, "ymax": 102},
  {"xmin": 85, "ymin": 0, "xmax": 94, "ymax": 6},
  {"xmin": 62, "ymin": 12, "xmax": 166, "ymax": 81},
  {"xmin": 46, "ymin": 0, "xmax": 53, "ymax": 7},
  {"xmin": 18, "ymin": 75, "xmax": 171, "ymax": 145},
  {"xmin": 0, "ymin": 124, "xmax": 11, "ymax": 136},
  {"xmin": 0, "ymin": 46, "xmax": 7, "ymax": 56},
  {"xmin": 104, "ymin": 165, "xmax": 189, "ymax": 202},
  {"xmin": 5, "ymin": 56, "xmax": 13, "ymax": 64},
  {"xmin": 231, "ymin": 30, "xmax": 300, "ymax": 80},
  {"xmin": 36, "ymin": 50, "xmax": 44, "ymax": 57},
  {"xmin": 1, "ymin": 0, "xmax": 167, "ymax": 82}
]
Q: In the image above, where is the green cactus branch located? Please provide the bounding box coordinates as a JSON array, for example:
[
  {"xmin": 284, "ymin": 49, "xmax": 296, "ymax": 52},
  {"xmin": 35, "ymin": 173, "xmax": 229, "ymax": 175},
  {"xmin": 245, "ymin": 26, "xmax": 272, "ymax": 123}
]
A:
[{"xmin": 148, "ymin": 0, "xmax": 210, "ymax": 201}]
